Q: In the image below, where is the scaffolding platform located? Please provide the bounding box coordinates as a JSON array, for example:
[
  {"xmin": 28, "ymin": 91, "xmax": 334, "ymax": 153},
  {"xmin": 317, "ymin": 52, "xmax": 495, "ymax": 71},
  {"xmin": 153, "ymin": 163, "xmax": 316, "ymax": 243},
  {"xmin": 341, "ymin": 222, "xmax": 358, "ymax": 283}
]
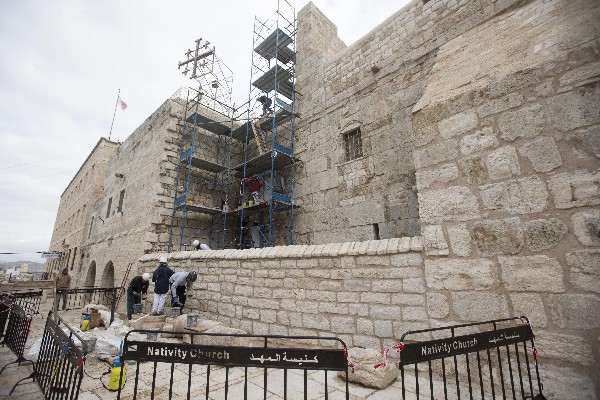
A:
[
  {"xmin": 180, "ymin": 150, "xmax": 227, "ymax": 174},
  {"xmin": 176, "ymin": 203, "xmax": 223, "ymax": 215},
  {"xmin": 252, "ymin": 66, "xmax": 294, "ymax": 100},
  {"xmin": 254, "ymin": 29, "xmax": 295, "ymax": 64},
  {"xmin": 233, "ymin": 151, "xmax": 298, "ymax": 177},
  {"xmin": 231, "ymin": 108, "xmax": 293, "ymax": 142},
  {"xmin": 186, "ymin": 112, "xmax": 231, "ymax": 135}
]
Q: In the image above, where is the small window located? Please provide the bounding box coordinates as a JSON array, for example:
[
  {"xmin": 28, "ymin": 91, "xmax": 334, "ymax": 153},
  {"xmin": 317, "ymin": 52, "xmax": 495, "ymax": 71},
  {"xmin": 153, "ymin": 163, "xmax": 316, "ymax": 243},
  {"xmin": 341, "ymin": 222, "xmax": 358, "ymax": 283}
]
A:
[
  {"xmin": 117, "ymin": 189, "xmax": 125, "ymax": 212},
  {"xmin": 106, "ymin": 197, "xmax": 112, "ymax": 218},
  {"xmin": 343, "ymin": 128, "xmax": 363, "ymax": 162}
]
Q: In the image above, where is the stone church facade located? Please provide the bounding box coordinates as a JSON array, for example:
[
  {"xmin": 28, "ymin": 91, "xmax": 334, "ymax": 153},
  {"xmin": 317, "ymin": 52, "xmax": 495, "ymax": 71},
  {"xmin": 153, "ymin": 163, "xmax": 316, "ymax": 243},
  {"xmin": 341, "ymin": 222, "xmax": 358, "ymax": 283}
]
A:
[{"xmin": 48, "ymin": 0, "xmax": 599, "ymax": 397}]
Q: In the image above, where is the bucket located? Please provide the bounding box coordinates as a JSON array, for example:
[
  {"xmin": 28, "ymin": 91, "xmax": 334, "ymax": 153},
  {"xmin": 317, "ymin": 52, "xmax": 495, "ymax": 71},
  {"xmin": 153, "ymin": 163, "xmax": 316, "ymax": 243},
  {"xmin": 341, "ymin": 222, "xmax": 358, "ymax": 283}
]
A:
[
  {"xmin": 187, "ymin": 314, "xmax": 198, "ymax": 327},
  {"xmin": 146, "ymin": 332, "xmax": 158, "ymax": 341},
  {"xmin": 169, "ymin": 307, "xmax": 180, "ymax": 318},
  {"xmin": 133, "ymin": 303, "xmax": 142, "ymax": 314}
]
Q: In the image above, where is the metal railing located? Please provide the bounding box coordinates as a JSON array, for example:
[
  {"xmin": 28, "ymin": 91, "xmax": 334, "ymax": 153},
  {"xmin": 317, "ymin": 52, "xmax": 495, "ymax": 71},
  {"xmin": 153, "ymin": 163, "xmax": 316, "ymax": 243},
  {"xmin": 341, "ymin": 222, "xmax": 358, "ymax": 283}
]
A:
[
  {"xmin": 399, "ymin": 317, "xmax": 546, "ymax": 400},
  {"xmin": 55, "ymin": 287, "xmax": 120, "ymax": 325},
  {"xmin": 0, "ymin": 302, "xmax": 33, "ymax": 375},
  {"xmin": 117, "ymin": 331, "xmax": 350, "ymax": 399}
]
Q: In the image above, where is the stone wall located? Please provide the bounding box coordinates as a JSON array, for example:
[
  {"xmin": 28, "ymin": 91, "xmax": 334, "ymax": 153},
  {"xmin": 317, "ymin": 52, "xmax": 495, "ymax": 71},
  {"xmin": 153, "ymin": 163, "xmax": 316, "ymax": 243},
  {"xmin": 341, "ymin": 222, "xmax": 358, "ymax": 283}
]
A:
[
  {"xmin": 47, "ymin": 138, "xmax": 119, "ymax": 277},
  {"xmin": 139, "ymin": 233, "xmax": 598, "ymax": 399},
  {"xmin": 82, "ymin": 97, "xmax": 183, "ymax": 288},
  {"xmin": 411, "ymin": 0, "xmax": 600, "ymax": 398}
]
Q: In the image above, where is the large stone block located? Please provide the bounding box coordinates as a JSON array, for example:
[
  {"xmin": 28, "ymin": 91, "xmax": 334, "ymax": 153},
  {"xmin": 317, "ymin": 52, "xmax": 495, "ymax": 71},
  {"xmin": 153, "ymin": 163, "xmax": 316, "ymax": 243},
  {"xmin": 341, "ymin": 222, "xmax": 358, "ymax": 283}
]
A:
[
  {"xmin": 566, "ymin": 249, "xmax": 600, "ymax": 293},
  {"xmin": 486, "ymin": 146, "xmax": 520, "ymax": 180},
  {"xmin": 426, "ymin": 293, "xmax": 449, "ymax": 319},
  {"xmin": 547, "ymin": 294, "xmax": 600, "ymax": 329},
  {"xmin": 518, "ymin": 137, "xmax": 562, "ymax": 173},
  {"xmin": 546, "ymin": 88, "xmax": 600, "ymax": 132},
  {"xmin": 499, "ymin": 255, "xmax": 565, "ymax": 292},
  {"xmin": 536, "ymin": 331, "xmax": 595, "ymax": 366},
  {"xmin": 509, "ymin": 293, "xmax": 547, "ymax": 327},
  {"xmin": 418, "ymin": 186, "xmax": 480, "ymax": 223},
  {"xmin": 438, "ymin": 110, "xmax": 478, "ymax": 138},
  {"xmin": 413, "ymin": 140, "xmax": 458, "ymax": 169},
  {"xmin": 422, "ymin": 225, "xmax": 449, "ymax": 255},
  {"xmin": 479, "ymin": 176, "xmax": 548, "ymax": 214},
  {"xmin": 416, "ymin": 163, "xmax": 459, "ymax": 190},
  {"xmin": 549, "ymin": 170, "xmax": 600, "ymax": 209},
  {"xmin": 539, "ymin": 365, "xmax": 597, "ymax": 400},
  {"xmin": 452, "ymin": 292, "xmax": 509, "ymax": 321},
  {"xmin": 425, "ymin": 259, "xmax": 497, "ymax": 290},
  {"xmin": 458, "ymin": 155, "xmax": 488, "ymax": 184},
  {"xmin": 524, "ymin": 218, "xmax": 568, "ymax": 252},
  {"xmin": 498, "ymin": 103, "xmax": 545, "ymax": 142},
  {"xmin": 571, "ymin": 210, "xmax": 600, "ymax": 246},
  {"xmin": 460, "ymin": 127, "xmax": 498, "ymax": 156},
  {"xmin": 471, "ymin": 217, "xmax": 524, "ymax": 256},
  {"xmin": 447, "ymin": 224, "xmax": 472, "ymax": 256}
]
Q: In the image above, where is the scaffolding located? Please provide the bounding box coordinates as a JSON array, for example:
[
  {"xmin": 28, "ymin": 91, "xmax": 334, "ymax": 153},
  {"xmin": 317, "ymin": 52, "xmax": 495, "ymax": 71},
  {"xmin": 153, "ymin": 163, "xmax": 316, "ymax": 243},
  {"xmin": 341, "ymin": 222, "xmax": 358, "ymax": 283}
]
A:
[
  {"xmin": 168, "ymin": 39, "xmax": 234, "ymax": 251},
  {"xmin": 168, "ymin": 1, "xmax": 298, "ymax": 251},
  {"xmin": 231, "ymin": 0, "xmax": 298, "ymax": 249}
]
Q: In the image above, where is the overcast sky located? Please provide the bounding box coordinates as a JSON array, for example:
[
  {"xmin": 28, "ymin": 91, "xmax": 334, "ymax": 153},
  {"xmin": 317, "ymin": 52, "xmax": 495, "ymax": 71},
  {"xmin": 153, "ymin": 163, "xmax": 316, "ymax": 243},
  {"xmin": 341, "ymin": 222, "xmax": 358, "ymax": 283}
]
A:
[{"xmin": 0, "ymin": 0, "xmax": 411, "ymax": 263}]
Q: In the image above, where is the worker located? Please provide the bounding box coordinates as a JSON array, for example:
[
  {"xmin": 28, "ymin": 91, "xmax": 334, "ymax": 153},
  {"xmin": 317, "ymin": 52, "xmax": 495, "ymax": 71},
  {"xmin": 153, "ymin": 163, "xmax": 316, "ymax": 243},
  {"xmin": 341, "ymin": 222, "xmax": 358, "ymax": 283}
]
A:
[
  {"xmin": 54, "ymin": 268, "xmax": 71, "ymax": 311},
  {"xmin": 257, "ymin": 95, "xmax": 272, "ymax": 116},
  {"xmin": 192, "ymin": 239, "xmax": 211, "ymax": 250},
  {"xmin": 170, "ymin": 271, "xmax": 197, "ymax": 313},
  {"xmin": 250, "ymin": 222, "xmax": 262, "ymax": 248},
  {"xmin": 126, "ymin": 273, "xmax": 149, "ymax": 320},
  {"xmin": 151, "ymin": 256, "xmax": 174, "ymax": 316},
  {"xmin": 241, "ymin": 175, "xmax": 265, "ymax": 205}
]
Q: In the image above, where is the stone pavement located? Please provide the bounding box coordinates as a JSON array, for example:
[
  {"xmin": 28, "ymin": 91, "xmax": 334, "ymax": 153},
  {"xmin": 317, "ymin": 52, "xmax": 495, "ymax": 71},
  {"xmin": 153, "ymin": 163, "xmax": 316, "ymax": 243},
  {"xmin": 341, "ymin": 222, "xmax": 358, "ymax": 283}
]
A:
[{"xmin": 0, "ymin": 297, "xmax": 420, "ymax": 399}]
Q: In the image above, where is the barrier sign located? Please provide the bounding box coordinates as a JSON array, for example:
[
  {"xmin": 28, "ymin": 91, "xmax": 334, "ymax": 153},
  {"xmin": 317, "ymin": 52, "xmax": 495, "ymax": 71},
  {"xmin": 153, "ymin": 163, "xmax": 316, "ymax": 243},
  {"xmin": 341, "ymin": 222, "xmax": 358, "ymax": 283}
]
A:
[{"xmin": 41, "ymin": 251, "xmax": 62, "ymax": 259}]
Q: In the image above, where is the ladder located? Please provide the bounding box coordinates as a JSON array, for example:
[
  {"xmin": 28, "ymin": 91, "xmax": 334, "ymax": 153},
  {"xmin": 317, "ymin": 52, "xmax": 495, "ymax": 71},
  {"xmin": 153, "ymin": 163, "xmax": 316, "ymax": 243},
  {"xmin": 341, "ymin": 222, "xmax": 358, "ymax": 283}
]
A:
[{"xmin": 115, "ymin": 261, "xmax": 134, "ymax": 310}]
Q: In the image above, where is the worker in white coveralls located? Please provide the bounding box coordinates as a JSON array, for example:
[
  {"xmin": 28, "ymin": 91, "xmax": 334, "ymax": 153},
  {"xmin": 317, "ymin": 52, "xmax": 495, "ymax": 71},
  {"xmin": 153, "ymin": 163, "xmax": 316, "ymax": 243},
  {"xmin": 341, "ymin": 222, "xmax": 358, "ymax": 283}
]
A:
[
  {"xmin": 192, "ymin": 239, "xmax": 210, "ymax": 250},
  {"xmin": 170, "ymin": 271, "xmax": 197, "ymax": 313}
]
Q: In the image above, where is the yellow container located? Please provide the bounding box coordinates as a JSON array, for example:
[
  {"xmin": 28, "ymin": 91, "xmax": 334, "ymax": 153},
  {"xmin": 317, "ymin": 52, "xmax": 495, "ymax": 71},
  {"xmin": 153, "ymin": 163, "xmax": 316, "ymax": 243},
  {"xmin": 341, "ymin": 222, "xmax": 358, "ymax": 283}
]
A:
[
  {"xmin": 80, "ymin": 318, "xmax": 90, "ymax": 332},
  {"xmin": 108, "ymin": 360, "xmax": 126, "ymax": 391},
  {"xmin": 249, "ymin": 201, "xmax": 254, "ymax": 206}
]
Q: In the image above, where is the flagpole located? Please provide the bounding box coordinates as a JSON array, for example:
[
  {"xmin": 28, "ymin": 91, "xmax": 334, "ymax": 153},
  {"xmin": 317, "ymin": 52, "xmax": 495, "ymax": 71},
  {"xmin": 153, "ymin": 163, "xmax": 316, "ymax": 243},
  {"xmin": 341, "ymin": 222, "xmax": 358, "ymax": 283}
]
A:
[{"xmin": 108, "ymin": 89, "xmax": 120, "ymax": 141}]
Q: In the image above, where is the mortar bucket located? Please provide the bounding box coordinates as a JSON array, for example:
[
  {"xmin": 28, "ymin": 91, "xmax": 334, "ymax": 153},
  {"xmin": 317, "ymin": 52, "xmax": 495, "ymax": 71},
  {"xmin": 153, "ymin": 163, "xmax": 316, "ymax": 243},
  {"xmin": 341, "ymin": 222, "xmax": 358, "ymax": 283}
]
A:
[
  {"xmin": 133, "ymin": 303, "xmax": 142, "ymax": 314},
  {"xmin": 169, "ymin": 307, "xmax": 180, "ymax": 318},
  {"xmin": 187, "ymin": 314, "xmax": 198, "ymax": 327},
  {"xmin": 147, "ymin": 332, "xmax": 158, "ymax": 341}
]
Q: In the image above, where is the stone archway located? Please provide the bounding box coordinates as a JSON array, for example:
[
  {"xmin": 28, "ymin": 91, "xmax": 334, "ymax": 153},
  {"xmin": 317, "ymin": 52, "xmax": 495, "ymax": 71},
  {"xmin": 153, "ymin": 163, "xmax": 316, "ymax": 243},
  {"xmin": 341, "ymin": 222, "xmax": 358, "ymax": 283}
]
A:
[
  {"xmin": 100, "ymin": 261, "xmax": 115, "ymax": 288},
  {"xmin": 84, "ymin": 261, "xmax": 96, "ymax": 287}
]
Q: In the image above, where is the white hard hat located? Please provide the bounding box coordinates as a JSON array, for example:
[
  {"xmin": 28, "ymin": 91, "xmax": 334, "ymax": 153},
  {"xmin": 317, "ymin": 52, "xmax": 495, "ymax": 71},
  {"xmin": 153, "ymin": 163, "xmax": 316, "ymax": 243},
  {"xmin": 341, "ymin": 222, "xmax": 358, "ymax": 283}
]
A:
[
  {"xmin": 159, "ymin": 255, "xmax": 168, "ymax": 264},
  {"xmin": 192, "ymin": 240, "xmax": 200, "ymax": 246},
  {"xmin": 142, "ymin": 273, "xmax": 150, "ymax": 281}
]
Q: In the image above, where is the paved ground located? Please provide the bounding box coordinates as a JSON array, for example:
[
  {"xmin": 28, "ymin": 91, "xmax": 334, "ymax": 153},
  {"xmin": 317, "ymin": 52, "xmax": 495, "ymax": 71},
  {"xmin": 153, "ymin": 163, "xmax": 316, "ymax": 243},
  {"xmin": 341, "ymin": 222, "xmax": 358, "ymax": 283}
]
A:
[{"xmin": 0, "ymin": 298, "xmax": 418, "ymax": 399}]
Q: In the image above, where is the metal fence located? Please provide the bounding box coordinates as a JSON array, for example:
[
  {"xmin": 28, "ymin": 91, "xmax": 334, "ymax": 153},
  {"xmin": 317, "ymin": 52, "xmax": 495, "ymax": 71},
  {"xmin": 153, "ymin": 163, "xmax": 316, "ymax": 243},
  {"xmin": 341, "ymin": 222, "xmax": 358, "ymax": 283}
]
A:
[
  {"xmin": 399, "ymin": 317, "xmax": 546, "ymax": 400},
  {"xmin": 32, "ymin": 310, "xmax": 87, "ymax": 399},
  {"xmin": 0, "ymin": 302, "xmax": 33, "ymax": 374},
  {"xmin": 0, "ymin": 293, "xmax": 11, "ymax": 340},
  {"xmin": 11, "ymin": 288, "xmax": 44, "ymax": 315},
  {"xmin": 117, "ymin": 330, "xmax": 350, "ymax": 399},
  {"xmin": 56, "ymin": 287, "xmax": 119, "ymax": 325}
]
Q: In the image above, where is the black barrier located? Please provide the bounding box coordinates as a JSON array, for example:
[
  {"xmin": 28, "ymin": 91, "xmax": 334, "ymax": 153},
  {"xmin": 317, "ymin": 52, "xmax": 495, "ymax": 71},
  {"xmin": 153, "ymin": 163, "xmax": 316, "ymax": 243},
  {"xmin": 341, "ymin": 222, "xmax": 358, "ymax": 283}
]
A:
[
  {"xmin": 117, "ymin": 330, "xmax": 350, "ymax": 399},
  {"xmin": 0, "ymin": 302, "xmax": 33, "ymax": 374},
  {"xmin": 11, "ymin": 288, "xmax": 43, "ymax": 315},
  {"xmin": 0, "ymin": 294, "xmax": 11, "ymax": 340},
  {"xmin": 399, "ymin": 317, "xmax": 546, "ymax": 400},
  {"xmin": 56, "ymin": 287, "xmax": 119, "ymax": 325},
  {"xmin": 31, "ymin": 311, "xmax": 87, "ymax": 399}
]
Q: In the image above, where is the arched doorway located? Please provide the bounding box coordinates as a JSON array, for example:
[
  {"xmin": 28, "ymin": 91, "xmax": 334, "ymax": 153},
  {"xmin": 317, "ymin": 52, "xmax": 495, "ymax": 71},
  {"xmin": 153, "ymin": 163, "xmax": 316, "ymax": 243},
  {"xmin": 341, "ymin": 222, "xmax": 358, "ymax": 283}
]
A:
[
  {"xmin": 101, "ymin": 261, "xmax": 115, "ymax": 288},
  {"xmin": 85, "ymin": 261, "xmax": 96, "ymax": 287}
]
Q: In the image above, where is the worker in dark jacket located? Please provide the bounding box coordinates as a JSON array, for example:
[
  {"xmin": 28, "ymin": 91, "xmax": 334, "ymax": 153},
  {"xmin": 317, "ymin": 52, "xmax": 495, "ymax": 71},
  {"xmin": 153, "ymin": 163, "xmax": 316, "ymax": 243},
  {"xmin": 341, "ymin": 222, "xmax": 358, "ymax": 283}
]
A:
[
  {"xmin": 126, "ymin": 273, "xmax": 149, "ymax": 320},
  {"xmin": 55, "ymin": 268, "xmax": 71, "ymax": 311},
  {"xmin": 151, "ymin": 256, "xmax": 174, "ymax": 316}
]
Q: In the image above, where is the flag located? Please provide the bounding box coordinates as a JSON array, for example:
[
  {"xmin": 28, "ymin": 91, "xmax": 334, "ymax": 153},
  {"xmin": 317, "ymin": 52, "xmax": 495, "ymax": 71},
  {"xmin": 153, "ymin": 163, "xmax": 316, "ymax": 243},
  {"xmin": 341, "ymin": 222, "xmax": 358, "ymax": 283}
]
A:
[{"xmin": 119, "ymin": 96, "xmax": 128, "ymax": 111}]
